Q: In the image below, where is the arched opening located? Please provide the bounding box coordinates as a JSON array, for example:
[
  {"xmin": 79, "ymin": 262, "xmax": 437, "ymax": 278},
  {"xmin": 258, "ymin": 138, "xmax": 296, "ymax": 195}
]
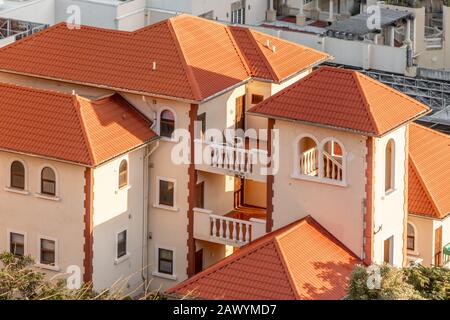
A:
[
  {"xmin": 160, "ymin": 109, "xmax": 175, "ymax": 138},
  {"xmin": 10, "ymin": 161, "xmax": 25, "ymax": 190},
  {"xmin": 298, "ymin": 137, "xmax": 318, "ymax": 177},
  {"xmin": 118, "ymin": 159, "xmax": 128, "ymax": 189},
  {"xmin": 407, "ymin": 223, "xmax": 416, "ymax": 252},
  {"xmin": 385, "ymin": 139, "xmax": 395, "ymax": 192},
  {"xmin": 41, "ymin": 167, "xmax": 56, "ymax": 196},
  {"xmin": 322, "ymin": 140, "xmax": 344, "ymax": 181}
]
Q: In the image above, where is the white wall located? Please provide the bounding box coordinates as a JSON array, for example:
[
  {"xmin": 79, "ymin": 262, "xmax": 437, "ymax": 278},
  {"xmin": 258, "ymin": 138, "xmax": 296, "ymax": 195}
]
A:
[
  {"xmin": 272, "ymin": 121, "xmax": 367, "ymax": 257},
  {"xmin": 0, "ymin": 151, "xmax": 85, "ymax": 275},
  {"xmin": 92, "ymin": 148, "xmax": 146, "ymax": 293},
  {"xmin": 372, "ymin": 125, "xmax": 407, "ymax": 267}
]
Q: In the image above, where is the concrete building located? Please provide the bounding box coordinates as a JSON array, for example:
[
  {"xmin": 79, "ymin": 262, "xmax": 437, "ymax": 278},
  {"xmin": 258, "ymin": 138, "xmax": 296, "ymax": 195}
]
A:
[{"xmin": 0, "ymin": 14, "xmax": 448, "ymax": 299}]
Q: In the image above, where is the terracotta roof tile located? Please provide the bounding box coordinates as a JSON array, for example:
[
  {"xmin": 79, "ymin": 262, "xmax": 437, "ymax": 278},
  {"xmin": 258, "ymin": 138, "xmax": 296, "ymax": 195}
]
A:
[
  {"xmin": 0, "ymin": 15, "xmax": 329, "ymax": 102},
  {"xmin": 167, "ymin": 216, "xmax": 361, "ymax": 300},
  {"xmin": 248, "ymin": 66, "xmax": 430, "ymax": 136},
  {"xmin": 408, "ymin": 123, "xmax": 450, "ymax": 219},
  {"xmin": 0, "ymin": 82, "xmax": 156, "ymax": 166}
]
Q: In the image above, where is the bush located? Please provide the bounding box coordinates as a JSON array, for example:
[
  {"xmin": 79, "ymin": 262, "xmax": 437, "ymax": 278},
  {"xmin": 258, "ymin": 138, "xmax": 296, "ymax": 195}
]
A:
[
  {"xmin": 347, "ymin": 263, "xmax": 450, "ymax": 300},
  {"xmin": 0, "ymin": 252, "xmax": 163, "ymax": 300}
]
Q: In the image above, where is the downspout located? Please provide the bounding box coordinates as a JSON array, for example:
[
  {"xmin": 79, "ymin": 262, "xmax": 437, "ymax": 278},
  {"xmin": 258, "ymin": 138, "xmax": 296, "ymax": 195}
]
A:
[{"xmin": 142, "ymin": 140, "xmax": 159, "ymax": 287}]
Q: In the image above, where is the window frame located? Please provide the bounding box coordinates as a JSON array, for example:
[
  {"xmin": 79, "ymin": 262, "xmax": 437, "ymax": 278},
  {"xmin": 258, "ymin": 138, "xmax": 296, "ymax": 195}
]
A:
[
  {"xmin": 407, "ymin": 222, "xmax": 418, "ymax": 254},
  {"xmin": 118, "ymin": 159, "xmax": 128, "ymax": 190},
  {"xmin": 37, "ymin": 235, "xmax": 59, "ymax": 271},
  {"xmin": 155, "ymin": 176, "xmax": 177, "ymax": 210},
  {"xmin": 152, "ymin": 245, "xmax": 177, "ymax": 280},
  {"xmin": 251, "ymin": 94, "xmax": 264, "ymax": 105},
  {"xmin": 10, "ymin": 160, "xmax": 26, "ymax": 190},
  {"xmin": 384, "ymin": 139, "xmax": 396, "ymax": 194},
  {"xmin": 159, "ymin": 108, "xmax": 176, "ymax": 139},
  {"xmin": 115, "ymin": 229, "xmax": 129, "ymax": 263},
  {"xmin": 40, "ymin": 166, "xmax": 57, "ymax": 196},
  {"xmin": 7, "ymin": 229, "xmax": 26, "ymax": 256}
]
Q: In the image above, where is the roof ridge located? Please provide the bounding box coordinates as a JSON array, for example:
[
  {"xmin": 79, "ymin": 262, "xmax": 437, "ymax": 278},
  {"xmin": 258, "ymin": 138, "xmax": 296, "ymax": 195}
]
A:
[
  {"xmin": 273, "ymin": 235, "xmax": 302, "ymax": 299},
  {"xmin": 166, "ymin": 19, "xmax": 203, "ymax": 101},
  {"xmin": 73, "ymin": 96, "xmax": 97, "ymax": 166},
  {"xmin": 409, "ymin": 155, "xmax": 442, "ymax": 217},
  {"xmin": 352, "ymin": 71, "xmax": 381, "ymax": 135},
  {"xmin": 224, "ymin": 26, "xmax": 253, "ymax": 78}
]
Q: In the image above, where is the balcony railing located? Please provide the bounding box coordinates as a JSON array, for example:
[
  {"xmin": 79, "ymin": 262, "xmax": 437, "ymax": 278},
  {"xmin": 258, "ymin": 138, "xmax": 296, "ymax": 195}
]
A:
[
  {"xmin": 193, "ymin": 208, "xmax": 266, "ymax": 246},
  {"xmin": 195, "ymin": 141, "xmax": 268, "ymax": 182}
]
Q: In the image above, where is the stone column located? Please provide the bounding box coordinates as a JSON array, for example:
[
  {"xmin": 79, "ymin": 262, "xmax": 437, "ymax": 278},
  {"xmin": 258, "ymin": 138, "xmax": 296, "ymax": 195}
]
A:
[
  {"xmin": 296, "ymin": 0, "xmax": 306, "ymax": 26},
  {"xmin": 405, "ymin": 18, "xmax": 411, "ymax": 44},
  {"xmin": 267, "ymin": 0, "xmax": 277, "ymax": 22},
  {"xmin": 328, "ymin": 0, "xmax": 335, "ymax": 22},
  {"xmin": 390, "ymin": 26, "xmax": 395, "ymax": 47}
]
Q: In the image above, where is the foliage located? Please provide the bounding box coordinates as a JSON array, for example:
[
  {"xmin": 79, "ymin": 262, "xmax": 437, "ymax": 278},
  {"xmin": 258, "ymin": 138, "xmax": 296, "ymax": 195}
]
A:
[
  {"xmin": 347, "ymin": 263, "xmax": 450, "ymax": 300},
  {"xmin": 0, "ymin": 252, "xmax": 164, "ymax": 300}
]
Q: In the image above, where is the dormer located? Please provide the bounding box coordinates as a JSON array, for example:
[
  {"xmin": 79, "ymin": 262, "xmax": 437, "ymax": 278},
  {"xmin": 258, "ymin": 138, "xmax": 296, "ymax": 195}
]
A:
[{"xmin": 248, "ymin": 66, "xmax": 430, "ymax": 266}]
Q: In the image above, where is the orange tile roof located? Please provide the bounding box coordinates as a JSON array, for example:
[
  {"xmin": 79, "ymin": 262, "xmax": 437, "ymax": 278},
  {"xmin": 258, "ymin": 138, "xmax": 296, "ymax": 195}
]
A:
[
  {"xmin": 0, "ymin": 82, "xmax": 156, "ymax": 166},
  {"xmin": 408, "ymin": 123, "xmax": 450, "ymax": 219},
  {"xmin": 167, "ymin": 216, "xmax": 361, "ymax": 300},
  {"xmin": 0, "ymin": 15, "xmax": 329, "ymax": 102},
  {"xmin": 248, "ymin": 66, "xmax": 430, "ymax": 136}
]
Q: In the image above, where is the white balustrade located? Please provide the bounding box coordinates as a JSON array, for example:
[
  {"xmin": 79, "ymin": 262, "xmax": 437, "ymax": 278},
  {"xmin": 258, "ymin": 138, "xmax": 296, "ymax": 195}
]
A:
[{"xmin": 209, "ymin": 214, "xmax": 252, "ymax": 244}]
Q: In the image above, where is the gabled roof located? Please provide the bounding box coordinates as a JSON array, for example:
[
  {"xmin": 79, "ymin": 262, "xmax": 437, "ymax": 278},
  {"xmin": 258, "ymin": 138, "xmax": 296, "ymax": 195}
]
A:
[
  {"xmin": 167, "ymin": 216, "xmax": 361, "ymax": 300},
  {"xmin": 0, "ymin": 82, "xmax": 156, "ymax": 166},
  {"xmin": 0, "ymin": 15, "xmax": 329, "ymax": 102},
  {"xmin": 248, "ymin": 66, "xmax": 430, "ymax": 136},
  {"xmin": 408, "ymin": 123, "xmax": 450, "ymax": 219}
]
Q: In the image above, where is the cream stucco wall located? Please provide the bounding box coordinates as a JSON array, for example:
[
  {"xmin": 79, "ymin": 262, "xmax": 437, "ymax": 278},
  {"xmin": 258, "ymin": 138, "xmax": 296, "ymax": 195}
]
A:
[
  {"xmin": 271, "ymin": 120, "xmax": 367, "ymax": 257},
  {"xmin": 197, "ymin": 171, "xmax": 235, "ymax": 215},
  {"xmin": 0, "ymin": 151, "xmax": 85, "ymax": 276},
  {"xmin": 372, "ymin": 125, "xmax": 407, "ymax": 267},
  {"xmin": 92, "ymin": 148, "xmax": 146, "ymax": 293},
  {"xmin": 409, "ymin": 214, "xmax": 434, "ymax": 266}
]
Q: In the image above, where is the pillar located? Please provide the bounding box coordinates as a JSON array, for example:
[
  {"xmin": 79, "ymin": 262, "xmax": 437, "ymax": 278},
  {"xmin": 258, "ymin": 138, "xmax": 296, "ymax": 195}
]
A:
[
  {"xmin": 296, "ymin": 0, "xmax": 306, "ymax": 26},
  {"xmin": 267, "ymin": 0, "xmax": 277, "ymax": 22}
]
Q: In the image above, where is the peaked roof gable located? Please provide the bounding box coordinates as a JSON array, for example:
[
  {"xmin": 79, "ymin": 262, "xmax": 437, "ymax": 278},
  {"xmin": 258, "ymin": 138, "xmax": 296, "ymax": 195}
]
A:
[
  {"xmin": 0, "ymin": 15, "xmax": 329, "ymax": 102},
  {"xmin": 408, "ymin": 123, "xmax": 450, "ymax": 219},
  {"xmin": 167, "ymin": 216, "xmax": 361, "ymax": 300},
  {"xmin": 0, "ymin": 82, "xmax": 156, "ymax": 166},
  {"xmin": 248, "ymin": 67, "xmax": 430, "ymax": 136}
]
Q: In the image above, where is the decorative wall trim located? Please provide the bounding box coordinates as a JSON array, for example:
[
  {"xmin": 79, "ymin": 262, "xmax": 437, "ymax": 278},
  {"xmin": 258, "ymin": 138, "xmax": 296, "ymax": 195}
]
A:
[
  {"xmin": 364, "ymin": 137, "xmax": 375, "ymax": 265},
  {"xmin": 83, "ymin": 167, "xmax": 94, "ymax": 284}
]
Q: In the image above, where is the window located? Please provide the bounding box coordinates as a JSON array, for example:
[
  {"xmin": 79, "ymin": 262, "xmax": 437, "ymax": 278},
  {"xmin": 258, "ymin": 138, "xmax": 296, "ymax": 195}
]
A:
[
  {"xmin": 385, "ymin": 139, "xmax": 395, "ymax": 192},
  {"xmin": 10, "ymin": 161, "xmax": 25, "ymax": 189},
  {"xmin": 322, "ymin": 140, "xmax": 344, "ymax": 181},
  {"xmin": 41, "ymin": 167, "xmax": 56, "ymax": 196},
  {"xmin": 118, "ymin": 160, "xmax": 128, "ymax": 189},
  {"xmin": 40, "ymin": 238, "xmax": 56, "ymax": 266},
  {"xmin": 298, "ymin": 137, "xmax": 318, "ymax": 177},
  {"xmin": 159, "ymin": 179, "xmax": 174, "ymax": 207},
  {"xmin": 158, "ymin": 248, "xmax": 174, "ymax": 275},
  {"xmin": 160, "ymin": 110, "xmax": 175, "ymax": 138},
  {"xmin": 251, "ymin": 94, "xmax": 264, "ymax": 104},
  {"xmin": 196, "ymin": 113, "xmax": 206, "ymax": 141},
  {"xmin": 117, "ymin": 230, "xmax": 127, "ymax": 259},
  {"xmin": 407, "ymin": 223, "xmax": 416, "ymax": 251},
  {"xmin": 10, "ymin": 232, "xmax": 25, "ymax": 256}
]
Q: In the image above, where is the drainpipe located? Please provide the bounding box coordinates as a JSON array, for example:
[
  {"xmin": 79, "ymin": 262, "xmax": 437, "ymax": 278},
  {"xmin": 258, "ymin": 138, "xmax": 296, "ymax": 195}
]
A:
[{"xmin": 141, "ymin": 139, "xmax": 159, "ymax": 288}]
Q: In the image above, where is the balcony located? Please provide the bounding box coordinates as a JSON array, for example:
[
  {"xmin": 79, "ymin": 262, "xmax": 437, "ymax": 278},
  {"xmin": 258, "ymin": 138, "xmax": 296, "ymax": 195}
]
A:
[
  {"xmin": 193, "ymin": 206, "xmax": 266, "ymax": 247},
  {"xmin": 195, "ymin": 141, "xmax": 268, "ymax": 182}
]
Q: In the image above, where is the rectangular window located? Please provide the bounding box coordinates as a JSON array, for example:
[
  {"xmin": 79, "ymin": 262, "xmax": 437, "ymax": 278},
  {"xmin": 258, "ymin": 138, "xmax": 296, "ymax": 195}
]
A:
[
  {"xmin": 117, "ymin": 230, "xmax": 127, "ymax": 259},
  {"xmin": 40, "ymin": 238, "xmax": 56, "ymax": 266},
  {"xmin": 251, "ymin": 94, "xmax": 264, "ymax": 104},
  {"xmin": 158, "ymin": 248, "xmax": 173, "ymax": 275},
  {"xmin": 10, "ymin": 232, "xmax": 25, "ymax": 256},
  {"xmin": 159, "ymin": 179, "xmax": 174, "ymax": 207}
]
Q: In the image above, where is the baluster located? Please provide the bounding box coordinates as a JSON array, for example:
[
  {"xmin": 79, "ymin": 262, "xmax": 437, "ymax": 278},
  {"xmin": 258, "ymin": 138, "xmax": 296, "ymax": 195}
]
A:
[
  {"xmin": 332, "ymin": 161, "xmax": 335, "ymax": 179},
  {"xmin": 225, "ymin": 220, "xmax": 230, "ymax": 240},
  {"xmin": 211, "ymin": 217, "xmax": 217, "ymax": 237},
  {"xmin": 232, "ymin": 221, "xmax": 237, "ymax": 241},
  {"xmin": 219, "ymin": 218, "xmax": 224, "ymax": 239},
  {"xmin": 238, "ymin": 222, "xmax": 243, "ymax": 242}
]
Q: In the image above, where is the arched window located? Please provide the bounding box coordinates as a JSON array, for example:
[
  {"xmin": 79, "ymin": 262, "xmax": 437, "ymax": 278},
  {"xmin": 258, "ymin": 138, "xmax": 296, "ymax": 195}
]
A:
[
  {"xmin": 407, "ymin": 223, "xmax": 416, "ymax": 251},
  {"xmin": 41, "ymin": 167, "xmax": 56, "ymax": 196},
  {"xmin": 10, "ymin": 161, "xmax": 25, "ymax": 190},
  {"xmin": 322, "ymin": 140, "xmax": 344, "ymax": 181},
  {"xmin": 160, "ymin": 110, "xmax": 175, "ymax": 138},
  {"xmin": 298, "ymin": 137, "xmax": 318, "ymax": 177},
  {"xmin": 385, "ymin": 139, "xmax": 395, "ymax": 192},
  {"xmin": 118, "ymin": 160, "xmax": 128, "ymax": 189}
]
